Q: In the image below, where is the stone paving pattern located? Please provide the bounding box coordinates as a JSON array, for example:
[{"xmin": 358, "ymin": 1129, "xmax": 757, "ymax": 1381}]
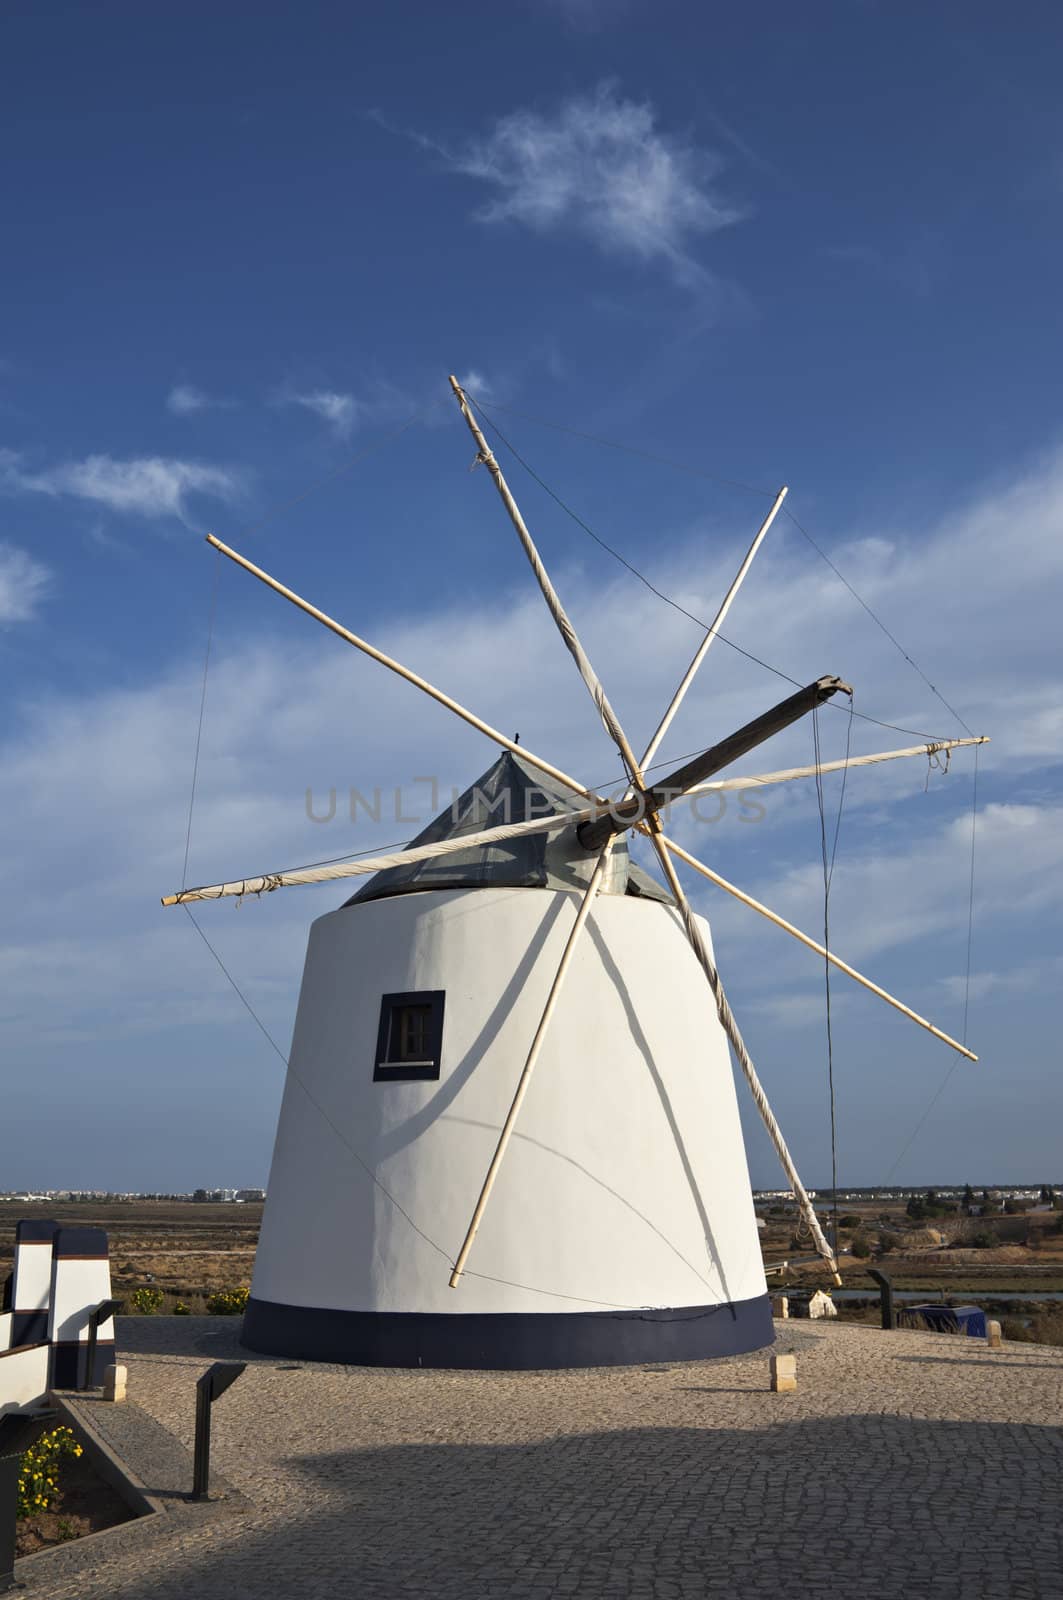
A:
[{"xmin": 23, "ymin": 1317, "xmax": 1063, "ymax": 1600}]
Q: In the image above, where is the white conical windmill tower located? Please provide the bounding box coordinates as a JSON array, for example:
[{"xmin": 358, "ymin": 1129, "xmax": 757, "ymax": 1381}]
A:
[{"xmin": 165, "ymin": 378, "xmax": 985, "ymax": 1368}]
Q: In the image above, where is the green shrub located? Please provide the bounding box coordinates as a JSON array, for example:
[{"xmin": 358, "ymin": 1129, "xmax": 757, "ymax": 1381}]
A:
[
  {"xmin": 878, "ymin": 1232, "xmax": 900, "ymax": 1254},
  {"xmin": 850, "ymin": 1233, "xmax": 872, "ymax": 1259},
  {"xmin": 838, "ymin": 1214, "xmax": 862, "ymax": 1229},
  {"xmin": 18, "ymin": 1427, "xmax": 82, "ymax": 1519},
  {"xmin": 129, "ymin": 1286, "xmax": 164, "ymax": 1315},
  {"xmin": 206, "ymin": 1286, "xmax": 250, "ymax": 1316},
  {"xmin": 173, "ymin": 1301, "xmax": 191, "ymax": 1316}
]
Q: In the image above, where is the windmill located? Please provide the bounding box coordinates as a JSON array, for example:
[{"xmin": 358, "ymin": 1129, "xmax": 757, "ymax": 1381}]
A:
[{"xmin": 164, "ymin": 378, "xmax": 985, "ymax": 1369}]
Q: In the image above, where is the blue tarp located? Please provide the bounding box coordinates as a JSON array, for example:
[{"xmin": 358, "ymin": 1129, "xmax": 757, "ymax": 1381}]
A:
[{"xmin": 899, "ymin": 1303, "xmax": 987, "ymax": 1338}]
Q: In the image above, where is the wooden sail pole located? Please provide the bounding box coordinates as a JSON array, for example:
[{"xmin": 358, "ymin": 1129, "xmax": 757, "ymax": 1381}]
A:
[
  {"xmin": 640, "ymin": 487, "xmax": 788, "ymax": 772},
  {"xmin": 446, "ymin": 381, "xmax": 661, "ymax": 1285},
  {"xmin": 204, "ymin": 534, "xmax": 606, "ymax": 807},
  {"xmin": 643, "ymin": 829, "xmax": 842, "ymax": 1281},
  {"xmin": 578, "ymin": 676, "xmax": 851, "ymax": 851},
  {"xmin": 163, "ymin": 737, "xmax": 988, "ymax": 908},
  {"xmin": 450, "ymin": 383, "xmax": 840, "ymax": 1279},
  {"xmin": 450, "ymin": 377, "xmax": 644, "ymax": 782},
  {"xmin": 683, "ymin": 736, "xmax": 989, "ymax": 799},
  {"xmin": 162, "ymin": 803, "xmax": 596, "ymax": 906},
  {"xmin": 448, "ymin": 842, "xmax": 617, "ymax": 1286},
  {"xmin": 660, "ymin": 835, "xmax": 977, "ymax": 1061}
]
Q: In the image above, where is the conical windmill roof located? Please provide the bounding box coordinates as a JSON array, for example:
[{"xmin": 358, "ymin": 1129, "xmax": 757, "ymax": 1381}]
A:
[{"xmin": 345, "ymin": 750, "xmax": 673, "ymax": 906}]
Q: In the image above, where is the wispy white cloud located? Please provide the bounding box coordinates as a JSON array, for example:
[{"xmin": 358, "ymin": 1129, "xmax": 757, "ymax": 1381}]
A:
[
  {"xmin": 935, "ymin": 956, "xmax": 1063, "ymax": 1005},
  {"xmin": 708, "ymin": 800, "xmax": 1063, "ymax": 985},
  {"xmin": 166, "ymin": 383, "xmax": 234, "ymax": 416},
  {"xmin": 542, "ymin": 0, "xmax": 633, "ymax": 30},
  {"xmin": 274, "ymin": 375, "xmax": 466, "ymax": 435},
  {"xmin": 0, "ymin": 541, "xmax": 51, "ymax": 623},
  {"xmin": 455, "ymin": 369, "xmax": 495, "ymax": 402},
  {"xmin": 2, "ymin": 444, "xmax": 1062, "ymax": 1185},
  {"xmin": 441, "ymin": 83, "xmax": 742, "ymax": 288},
  {"xmin": 282, "ymin": 389, "xmax": 359, "ymax": 438},
  {"xmin": 822, "ymin": 236, "xmax": 941, "ymax": 298},
  {"xmin": 701, "ymin": 107, "xmax": 795, "ymax": 193},
  {"xmin": 753, "ymin": 990, "xmax": 855, "ymax": 1030},
  {"xmin": 1, "ymin": 451, "xmax": 243, "ymax": 521}
]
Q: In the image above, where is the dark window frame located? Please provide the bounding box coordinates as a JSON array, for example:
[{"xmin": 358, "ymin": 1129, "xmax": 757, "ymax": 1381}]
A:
[{"xmin": 373, "ymin": 990, "xmax": 446, "ymax": 1082}]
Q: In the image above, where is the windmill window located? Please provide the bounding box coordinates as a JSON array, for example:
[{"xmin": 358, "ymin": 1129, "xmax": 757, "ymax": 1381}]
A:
[{"xmin": 374, "ymin": 991, "xmax": 445, "ymax": 1082}]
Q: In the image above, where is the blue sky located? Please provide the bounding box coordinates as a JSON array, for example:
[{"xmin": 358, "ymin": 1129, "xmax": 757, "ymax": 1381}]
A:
[{"xmin": 2, "ymin": 0, "xmax": 1061, "ymax": 1194}]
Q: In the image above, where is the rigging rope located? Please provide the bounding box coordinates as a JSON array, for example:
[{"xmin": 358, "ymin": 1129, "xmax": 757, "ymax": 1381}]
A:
[
  {"xmin": 171, "ymin": 409, "xmax": 704, "ymax": 1305},
  {"xmin": 179, "ymin": 402, "xmax": 442, "ymax": 891},
  {"xmin": 782, "ymin": 505, "xmax": 974, "ymax": 738},
  {"xmin": 172, "ymin": 736, "xmax": 974, "ymax": 902},
  {"xmin": 234, "ymin": 413, "xmax": 428, "ymax": 541},
  {"xmin": 647, "ymin": 839, "xmax": 840, "ymax": 1275},
  {"xmin": 176, "ymin": 382, "xmax": 982, "ymax": 1277},
  {"xmin": 181, "ymin": 904, "xmax": 714, "ymax": 1309},
  {"xmin": 962, "ymin": 744, "xmax": 980, "ymax": 1048},
  {"xmin": 472, "ymin": 396, "xmax": 969, "ymax": 745},
  {"xmin": 468, "ymin": 399, "xmax": 777, "ymax": 500},
  {"xmin": 882, "ymin": 743, "xmax": 980, "ymax": 1185},
  {"xmin": 812, "ymin": 694, "xmax": 855, "ymax": 1253},
  {"xmin": 181, "ymin": 548, "xmax": 221, "ymax": 891}
]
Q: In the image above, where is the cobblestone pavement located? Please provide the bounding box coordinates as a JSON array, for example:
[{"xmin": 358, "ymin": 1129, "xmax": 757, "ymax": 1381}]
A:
[{"xmin": 24, "ymin": 1318, "xmax": 1063, "ymax": 1600}]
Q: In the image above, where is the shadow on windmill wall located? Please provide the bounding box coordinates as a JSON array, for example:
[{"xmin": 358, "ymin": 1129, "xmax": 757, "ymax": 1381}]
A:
[
  {"xmin": 73, "ymin": 1412, "xmax": 1063, "ymax": 1599},
  {"xmin": 587, "ymin": 917, "xmax": 735, "ymax": 1305},
  {"xmin": 374, "ymin": 891, "xmax": 567, "ymax": 1164}
]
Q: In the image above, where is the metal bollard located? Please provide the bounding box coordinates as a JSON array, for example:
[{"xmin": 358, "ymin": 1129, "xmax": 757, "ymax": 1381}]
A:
[
  {"xmin": 191, "ymin": 1362, "xmax": 246, "ymax": 1501},
  {"xmin": 867, "ymin": 1267, "xmax": 895, "ymax": 1331},
  {"xmin": 82, "ymin": 1298, "xmax": 123, "ymax": 1391},
  {"xmin": 0, "ymin": 1410, "xmax": 56, "ymax": 1594}
]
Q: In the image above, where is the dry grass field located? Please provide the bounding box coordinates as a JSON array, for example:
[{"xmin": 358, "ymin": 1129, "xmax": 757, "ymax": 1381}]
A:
[
  {"xmin": 759, "ymin": 1198, "xmax": 1063, "ymax": 1344},
  {"xmin": 0, "ymin": 1200, "xmax": 261, "ymax": 1314},
  {"xmin": 4, "ymin": 1195, "xmax": 1062, "ymax": 1334},
  {"xmin": 760, "ymin": 1196, "xmax": 1063, "ymax": 1272}
]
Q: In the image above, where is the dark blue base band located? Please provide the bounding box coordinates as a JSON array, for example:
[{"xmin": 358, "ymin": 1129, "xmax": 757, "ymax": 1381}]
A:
[
  {"xmin": 50, "ymin": 1340, "xmax": 116, "ymax": 1389},
  {"xmin": 11, "ymin": 1311, "xmax": 48, "ymax": 1346},
  {"xmin": 241, "ymin": 1292, "xmax": 774, "ymax": 1369}
]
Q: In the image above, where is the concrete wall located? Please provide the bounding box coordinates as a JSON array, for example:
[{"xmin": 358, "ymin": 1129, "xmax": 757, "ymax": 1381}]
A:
[
  {"xmin": 49, "ymin": 1259, "xmax": 114, "ymax": 1345},
  {"xmin": 0, "ymin": 1343, "xmax": 49, "ymax": 1416},
  {"xmin": 0, "ymin": 1224, "xmax": 115, "ymax": 1406},
  {"xmin": 252, "ymin": 886, "xmax": 767, "ymax": 1318},
  {"xmin": 12, "ymin": 1238, "xmax": 53, "ymax": 1314}
]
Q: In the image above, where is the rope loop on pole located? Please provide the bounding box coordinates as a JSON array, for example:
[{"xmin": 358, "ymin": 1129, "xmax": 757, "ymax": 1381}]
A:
[{"xmin": 924, "ymin": 743, "xmax": 952, "ymax": 789}]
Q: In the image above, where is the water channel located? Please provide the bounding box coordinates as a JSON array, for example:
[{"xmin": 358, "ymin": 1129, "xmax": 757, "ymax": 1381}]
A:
[{"xmin": 830, "ymin": 1288, "xmax": 1063, "ymax": 1303}]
